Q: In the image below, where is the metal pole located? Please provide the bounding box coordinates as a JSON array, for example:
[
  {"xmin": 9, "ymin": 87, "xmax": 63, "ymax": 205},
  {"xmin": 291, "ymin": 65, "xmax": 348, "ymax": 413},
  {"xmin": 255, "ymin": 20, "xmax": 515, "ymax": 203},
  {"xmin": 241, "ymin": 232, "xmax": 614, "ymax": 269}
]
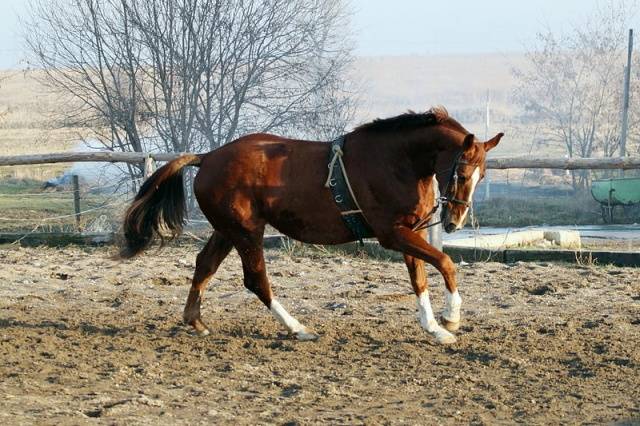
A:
[
  {"xmin": 72, "ymin": 174, "xmax": 81, "ymax": 232},
  {"xmin": 428, "ymin": 177, "xmax": 443, "ymax": 251},
  {"xmin": 484, "ymin": 92, "xmax": 491, "ymax": 200},
  {"xmin": 427, "ymin": 214, "xmax": 443, "ymax": 251},
  {"xmin": 620, "ymin": 28, "xmax": 633, "ymax": 177}
]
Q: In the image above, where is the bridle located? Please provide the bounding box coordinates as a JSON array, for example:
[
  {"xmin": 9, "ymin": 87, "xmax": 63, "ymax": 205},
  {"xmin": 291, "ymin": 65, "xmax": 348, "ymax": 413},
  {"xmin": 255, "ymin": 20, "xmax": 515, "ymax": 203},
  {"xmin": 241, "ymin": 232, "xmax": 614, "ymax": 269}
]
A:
[
  {"xmin": 411, "ymin": 150, "xmax": 473, "ymax": 232},
  {"xmin": 441, "ymin": 150, "xmax": 472, "ymax": 209}
]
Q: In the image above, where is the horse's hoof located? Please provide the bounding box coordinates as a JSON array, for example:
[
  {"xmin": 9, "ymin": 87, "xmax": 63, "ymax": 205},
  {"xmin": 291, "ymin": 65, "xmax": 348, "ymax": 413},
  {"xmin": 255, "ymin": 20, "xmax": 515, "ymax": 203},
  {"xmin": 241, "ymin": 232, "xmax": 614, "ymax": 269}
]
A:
[
  {"xmin": 441, "ymin": 317, "xmax": 461, "ymax": 332},
  {"xmin": 293, "ymin": 329, "xmax": 319, "ymax": 341},
  {"xmin": 195, "ymin": 328, "xmax": 210, "ymax": 337},
  {"xmin": 434, "ymin": 329, "xmax": 457, "ymax": 345},
  {"xmin": 186, "ymin": 317, "xmax": 210, "ymax": 337}
]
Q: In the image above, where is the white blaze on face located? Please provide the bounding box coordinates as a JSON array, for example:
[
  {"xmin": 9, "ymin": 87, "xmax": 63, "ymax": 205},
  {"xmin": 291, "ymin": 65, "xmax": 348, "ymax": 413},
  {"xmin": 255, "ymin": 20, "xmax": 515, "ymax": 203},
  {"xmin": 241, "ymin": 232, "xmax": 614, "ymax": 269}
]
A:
[{"xmin": 455, "ymin": 167, "xmax": 480, "ymax": 229}]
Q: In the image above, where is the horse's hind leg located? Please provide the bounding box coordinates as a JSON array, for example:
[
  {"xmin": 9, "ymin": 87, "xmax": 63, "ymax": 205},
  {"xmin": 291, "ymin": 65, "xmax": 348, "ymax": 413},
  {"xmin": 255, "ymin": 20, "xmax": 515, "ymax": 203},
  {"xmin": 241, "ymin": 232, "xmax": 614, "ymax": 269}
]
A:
[
  {"xmin": 232, "ymin": 231, "xmax": 318, "ymax": 341},
  {"xmin": 183, "ymin": 231, "xmax": 233, "ymax": 336}
]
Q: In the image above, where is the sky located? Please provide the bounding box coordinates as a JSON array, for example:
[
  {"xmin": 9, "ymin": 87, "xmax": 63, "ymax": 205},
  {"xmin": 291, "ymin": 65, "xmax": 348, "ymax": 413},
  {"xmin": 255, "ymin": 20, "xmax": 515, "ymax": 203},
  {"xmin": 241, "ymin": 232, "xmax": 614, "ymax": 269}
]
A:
[
  {"xmin": 0, "ymin": 0, "xmax": 634, "ymax": 68},
  {"xmin": 351, "ymin": 0, "xmax": 616, "ymax": 55}
]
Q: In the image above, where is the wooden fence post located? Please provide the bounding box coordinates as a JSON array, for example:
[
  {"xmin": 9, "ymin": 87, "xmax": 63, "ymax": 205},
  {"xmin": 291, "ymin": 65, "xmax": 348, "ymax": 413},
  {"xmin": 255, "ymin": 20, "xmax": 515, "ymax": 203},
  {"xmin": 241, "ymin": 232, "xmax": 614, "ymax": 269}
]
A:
[{"xmin": 72, "ymin": 174, "xmax": 81, "ymax": 232}]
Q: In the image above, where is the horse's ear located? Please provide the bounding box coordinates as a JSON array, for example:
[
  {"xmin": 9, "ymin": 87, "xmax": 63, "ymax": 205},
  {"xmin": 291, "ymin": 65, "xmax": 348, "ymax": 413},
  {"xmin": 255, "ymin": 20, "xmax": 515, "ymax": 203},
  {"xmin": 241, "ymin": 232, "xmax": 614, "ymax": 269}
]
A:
[
  {"xmin": 463, "ymin": 133, "xmax": 475, "ymax": 150},
  {"xmin": 484, "ymin": 132, "xmax": 504, "ymax": 152}
]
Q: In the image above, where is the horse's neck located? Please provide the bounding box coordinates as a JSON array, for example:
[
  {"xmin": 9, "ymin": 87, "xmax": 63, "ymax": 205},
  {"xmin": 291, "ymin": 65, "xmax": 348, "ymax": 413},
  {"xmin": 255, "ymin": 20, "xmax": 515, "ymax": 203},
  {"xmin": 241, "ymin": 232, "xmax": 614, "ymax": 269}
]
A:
[
  {"xmin": 348, "ymin": 127, "xmax": 442, "ymax": 175},
  {"xmin": 403, "ymin": 131, "xmax": 444, "ymax": 178},
  {"xmin": 433, "ymin": 148, "xmax": 461, "ymax": 193}
]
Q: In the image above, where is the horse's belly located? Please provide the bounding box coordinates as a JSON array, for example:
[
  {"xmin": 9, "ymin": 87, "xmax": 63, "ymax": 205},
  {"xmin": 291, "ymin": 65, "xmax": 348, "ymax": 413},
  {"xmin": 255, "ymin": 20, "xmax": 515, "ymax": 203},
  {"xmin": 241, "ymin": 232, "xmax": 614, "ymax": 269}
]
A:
[{"xmin": 265, "ymin": 205, "xmax": 355, "ymax": 245}]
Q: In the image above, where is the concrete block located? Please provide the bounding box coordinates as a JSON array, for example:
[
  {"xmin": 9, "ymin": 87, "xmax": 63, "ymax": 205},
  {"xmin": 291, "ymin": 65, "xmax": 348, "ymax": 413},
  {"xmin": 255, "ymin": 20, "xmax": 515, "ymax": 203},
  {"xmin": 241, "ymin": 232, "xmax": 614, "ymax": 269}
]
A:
[
  {"xmin": 445, "ymin": 230, "xmax": 544, "ymax": 249},
  {"xmin": 543, "ymin": 230, "xmax": 581, "ymax": 249}
]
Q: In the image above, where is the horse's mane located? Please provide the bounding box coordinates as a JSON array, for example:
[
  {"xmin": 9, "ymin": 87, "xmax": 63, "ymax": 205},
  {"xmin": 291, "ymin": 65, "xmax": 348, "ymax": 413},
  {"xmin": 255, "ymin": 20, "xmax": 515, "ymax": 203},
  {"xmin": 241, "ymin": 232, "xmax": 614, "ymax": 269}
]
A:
[{"xmin": 354, "ymin": 106, "xmax": 453, "ymax": 133}]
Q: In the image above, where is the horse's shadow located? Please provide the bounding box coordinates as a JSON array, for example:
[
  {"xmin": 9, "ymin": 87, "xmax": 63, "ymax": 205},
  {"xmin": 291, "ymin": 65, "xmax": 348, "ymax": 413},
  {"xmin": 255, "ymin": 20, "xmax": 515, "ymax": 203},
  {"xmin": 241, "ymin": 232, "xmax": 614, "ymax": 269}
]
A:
[{"xmin": 0, "ymin": 318, "xmax": 133, "ymax": 336}]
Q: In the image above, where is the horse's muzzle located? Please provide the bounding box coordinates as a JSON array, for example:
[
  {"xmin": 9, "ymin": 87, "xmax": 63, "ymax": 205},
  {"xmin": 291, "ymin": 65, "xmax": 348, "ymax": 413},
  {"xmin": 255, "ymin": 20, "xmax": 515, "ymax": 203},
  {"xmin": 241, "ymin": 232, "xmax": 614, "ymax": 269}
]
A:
[{"xmin": 444, "ymin": 223, "xmax": 457, "ymax": 234}]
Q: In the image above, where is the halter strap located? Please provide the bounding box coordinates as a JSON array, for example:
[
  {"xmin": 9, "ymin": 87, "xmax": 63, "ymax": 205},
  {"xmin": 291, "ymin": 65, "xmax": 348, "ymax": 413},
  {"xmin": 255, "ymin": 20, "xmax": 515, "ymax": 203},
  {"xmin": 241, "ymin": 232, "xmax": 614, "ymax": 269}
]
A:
[
  {"xmin": 411, "ymin": 150, "xmax": 473, "ymax": 231},
  {"xmin": 449, "ymin": 198, "xmax": 470, "ymax": 207}
]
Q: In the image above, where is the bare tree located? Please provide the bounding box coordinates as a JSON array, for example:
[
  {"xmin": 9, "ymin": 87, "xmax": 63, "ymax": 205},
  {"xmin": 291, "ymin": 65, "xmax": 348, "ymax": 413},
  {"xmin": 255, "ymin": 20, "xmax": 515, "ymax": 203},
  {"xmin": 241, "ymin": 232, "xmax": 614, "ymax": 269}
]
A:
[
  {"xmin": 24, "ymin": 0, "xmax": 357, "ymax": 177},
  {"xmin": 513, "ymin": 1, "xmax": 639, "ymax": 189},
  {"xmin": 23, "ymin": 0, "xmax": 148, "ymax": 179}
]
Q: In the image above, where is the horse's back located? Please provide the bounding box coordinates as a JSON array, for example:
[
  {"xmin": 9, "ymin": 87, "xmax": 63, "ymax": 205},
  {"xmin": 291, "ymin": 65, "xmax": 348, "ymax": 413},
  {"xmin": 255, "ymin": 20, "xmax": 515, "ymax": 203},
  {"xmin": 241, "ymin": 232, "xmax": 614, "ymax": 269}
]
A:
[
  {"xmin": 194, "ymin": 133, "xmax": 353, "ymax": 244},
  {"xmin": 195, "ymin": 133, "xmax": 326, "ymax": 191}
]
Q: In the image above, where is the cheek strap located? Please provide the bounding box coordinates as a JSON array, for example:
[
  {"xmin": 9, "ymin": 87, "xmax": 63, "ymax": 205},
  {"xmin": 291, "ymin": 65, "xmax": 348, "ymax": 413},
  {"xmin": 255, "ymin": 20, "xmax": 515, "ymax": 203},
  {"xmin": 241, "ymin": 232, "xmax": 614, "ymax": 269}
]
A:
[{"xmin": 449, "ymin": 198, "xmax": 470, "ymax": 207}]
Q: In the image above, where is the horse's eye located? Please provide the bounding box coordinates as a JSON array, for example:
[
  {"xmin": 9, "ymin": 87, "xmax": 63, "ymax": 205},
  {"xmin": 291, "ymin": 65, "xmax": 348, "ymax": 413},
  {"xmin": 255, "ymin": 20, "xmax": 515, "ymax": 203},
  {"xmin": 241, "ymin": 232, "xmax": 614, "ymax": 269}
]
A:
[{"xmin": 458, "ymin": 177, "xmax": 467, "ymax": 183}]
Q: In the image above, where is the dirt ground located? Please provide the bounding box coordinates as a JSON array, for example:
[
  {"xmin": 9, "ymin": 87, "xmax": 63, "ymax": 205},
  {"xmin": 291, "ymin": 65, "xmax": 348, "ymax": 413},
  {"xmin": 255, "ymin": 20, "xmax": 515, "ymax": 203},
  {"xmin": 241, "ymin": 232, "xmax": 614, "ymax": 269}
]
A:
[{"xmin": 0, "ymin": 243, "xmax": 638, "ymax": 425}]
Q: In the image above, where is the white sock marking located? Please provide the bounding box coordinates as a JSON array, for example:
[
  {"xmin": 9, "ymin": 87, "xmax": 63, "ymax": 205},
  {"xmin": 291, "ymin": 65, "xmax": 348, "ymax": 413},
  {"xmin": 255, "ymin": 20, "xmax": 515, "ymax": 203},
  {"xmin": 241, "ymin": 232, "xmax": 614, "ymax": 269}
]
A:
[
  {"xmin": 269, "ymin": 299, "xmax": 320, "ymax": 341},
  {"xmin": 417, "ymin": 291, "xmax": 456, "ymax": 344},
  {"xmin": 270, "ymin": 299, "xmax": 305, "ymax": 333},
  {"xmin": 417, "ymin": 291, "xmax": 439, "ymax": 332},
  {"xmin": 443, "ymin": 290, "xmax": 462, "ymax": 323}
]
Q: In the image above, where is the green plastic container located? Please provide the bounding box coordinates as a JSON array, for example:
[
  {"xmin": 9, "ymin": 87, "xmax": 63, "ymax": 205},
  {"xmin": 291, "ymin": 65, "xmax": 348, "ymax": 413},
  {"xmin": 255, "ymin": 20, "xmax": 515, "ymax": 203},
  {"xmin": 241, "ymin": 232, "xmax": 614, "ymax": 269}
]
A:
[{"xmin": 591, "ymin": 177, "xmax": 640, "ymax": 206}]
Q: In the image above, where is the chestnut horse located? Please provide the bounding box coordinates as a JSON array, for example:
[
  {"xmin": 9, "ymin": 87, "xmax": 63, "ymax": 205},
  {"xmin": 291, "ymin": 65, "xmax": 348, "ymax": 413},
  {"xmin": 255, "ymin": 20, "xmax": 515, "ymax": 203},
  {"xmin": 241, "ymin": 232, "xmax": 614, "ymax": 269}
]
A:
[{"xmin": 120, "ymin": 107, "xmax": 503, "ymax": 345}]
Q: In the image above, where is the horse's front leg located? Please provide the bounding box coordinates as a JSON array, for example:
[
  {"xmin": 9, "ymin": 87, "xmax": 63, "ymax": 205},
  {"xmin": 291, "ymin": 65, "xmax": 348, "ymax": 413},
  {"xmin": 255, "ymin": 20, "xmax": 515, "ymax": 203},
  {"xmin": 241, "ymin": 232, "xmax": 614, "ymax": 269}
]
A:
[{"xmin": 389, "ymin": 226, "xmax": 462, "ymax": 343}]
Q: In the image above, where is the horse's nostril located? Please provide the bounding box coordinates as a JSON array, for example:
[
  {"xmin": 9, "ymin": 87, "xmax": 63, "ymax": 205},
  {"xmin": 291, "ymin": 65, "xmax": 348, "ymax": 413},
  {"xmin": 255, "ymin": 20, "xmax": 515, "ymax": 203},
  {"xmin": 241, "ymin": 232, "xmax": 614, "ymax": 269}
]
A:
[{"xmin": 445, "ymin": 223, "xmax": 457, "ymax": 233}]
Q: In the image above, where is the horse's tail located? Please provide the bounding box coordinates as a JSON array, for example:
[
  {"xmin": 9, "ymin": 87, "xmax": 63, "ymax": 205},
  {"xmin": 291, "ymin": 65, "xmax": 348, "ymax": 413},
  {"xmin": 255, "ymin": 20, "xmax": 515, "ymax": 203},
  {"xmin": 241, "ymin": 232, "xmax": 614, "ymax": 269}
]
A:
[{"xmin": 119, "ymin": 154, "xmax": 202, "ymax": 259}]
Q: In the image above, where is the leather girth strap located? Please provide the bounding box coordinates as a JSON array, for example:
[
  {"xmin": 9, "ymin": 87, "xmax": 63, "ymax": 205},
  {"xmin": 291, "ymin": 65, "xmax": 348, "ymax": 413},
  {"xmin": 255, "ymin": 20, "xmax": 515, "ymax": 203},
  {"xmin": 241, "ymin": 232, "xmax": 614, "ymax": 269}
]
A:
[{"xmin": 325, "ymin": 136, "xmax": 374, "ymax": 244}]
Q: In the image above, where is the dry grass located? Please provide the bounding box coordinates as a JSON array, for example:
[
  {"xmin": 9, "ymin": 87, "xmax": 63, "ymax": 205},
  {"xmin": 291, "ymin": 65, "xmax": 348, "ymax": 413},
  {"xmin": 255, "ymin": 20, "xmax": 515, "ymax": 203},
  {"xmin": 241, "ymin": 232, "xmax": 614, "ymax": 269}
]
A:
[
  {"xmin": 0, "ymin": 70, "xmax": 60, "ymax": 131},
  {"xmin": 0, "ymin": 70, "xmax": 87, "ymax": 179},
  {"xmin": 0, "ymin": 178, "xmax": 129, "ymax": 233}
]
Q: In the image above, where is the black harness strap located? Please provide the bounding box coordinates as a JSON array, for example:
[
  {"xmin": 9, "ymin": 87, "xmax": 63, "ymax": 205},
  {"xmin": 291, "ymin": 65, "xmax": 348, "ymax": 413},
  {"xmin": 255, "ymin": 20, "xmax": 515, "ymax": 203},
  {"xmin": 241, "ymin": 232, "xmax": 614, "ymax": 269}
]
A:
[
  {"xmin": 326, "ymin": 136, "xmax": 374, "ymax": 243},
  {"xmin": 326, "ymin": 139, "xmax": 472, "ymax": 238}
]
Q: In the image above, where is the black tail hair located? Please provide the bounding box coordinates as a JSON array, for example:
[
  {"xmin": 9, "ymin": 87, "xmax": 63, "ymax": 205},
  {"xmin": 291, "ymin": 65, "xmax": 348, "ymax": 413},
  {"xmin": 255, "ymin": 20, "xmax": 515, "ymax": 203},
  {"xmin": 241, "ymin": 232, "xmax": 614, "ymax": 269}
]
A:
[{"xmin": 119, "ymin": 154, "xmax": 201, "ymax": 258}]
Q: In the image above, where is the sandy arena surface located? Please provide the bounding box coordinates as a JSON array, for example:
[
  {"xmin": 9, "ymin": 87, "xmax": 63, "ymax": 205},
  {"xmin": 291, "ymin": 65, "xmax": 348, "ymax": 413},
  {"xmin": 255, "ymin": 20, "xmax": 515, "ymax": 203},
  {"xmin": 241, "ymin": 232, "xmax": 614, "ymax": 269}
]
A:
[{"xmin": 0, "ymin": 243, "xmax": 639, "ymax": 425}]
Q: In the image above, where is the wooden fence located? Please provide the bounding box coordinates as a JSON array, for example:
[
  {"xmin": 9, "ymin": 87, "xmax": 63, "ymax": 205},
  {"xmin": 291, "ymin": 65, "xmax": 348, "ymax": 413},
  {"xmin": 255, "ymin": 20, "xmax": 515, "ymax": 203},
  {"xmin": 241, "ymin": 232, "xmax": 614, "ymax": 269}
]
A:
[
  {"xmin": 2, "ymin": 151, "xmax": 640, "ymax": 250},
  {"xmin": 2, "ymin": 152, "xmax": 640, "ymax": 170}
]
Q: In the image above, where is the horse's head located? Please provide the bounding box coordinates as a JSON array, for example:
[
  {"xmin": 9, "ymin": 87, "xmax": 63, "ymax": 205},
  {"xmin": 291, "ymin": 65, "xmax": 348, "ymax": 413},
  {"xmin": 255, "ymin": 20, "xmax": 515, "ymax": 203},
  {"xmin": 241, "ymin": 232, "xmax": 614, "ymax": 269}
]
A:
[{"xmin": 440, "ymin": 132, "xmax": 503, "ymax": 233}]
